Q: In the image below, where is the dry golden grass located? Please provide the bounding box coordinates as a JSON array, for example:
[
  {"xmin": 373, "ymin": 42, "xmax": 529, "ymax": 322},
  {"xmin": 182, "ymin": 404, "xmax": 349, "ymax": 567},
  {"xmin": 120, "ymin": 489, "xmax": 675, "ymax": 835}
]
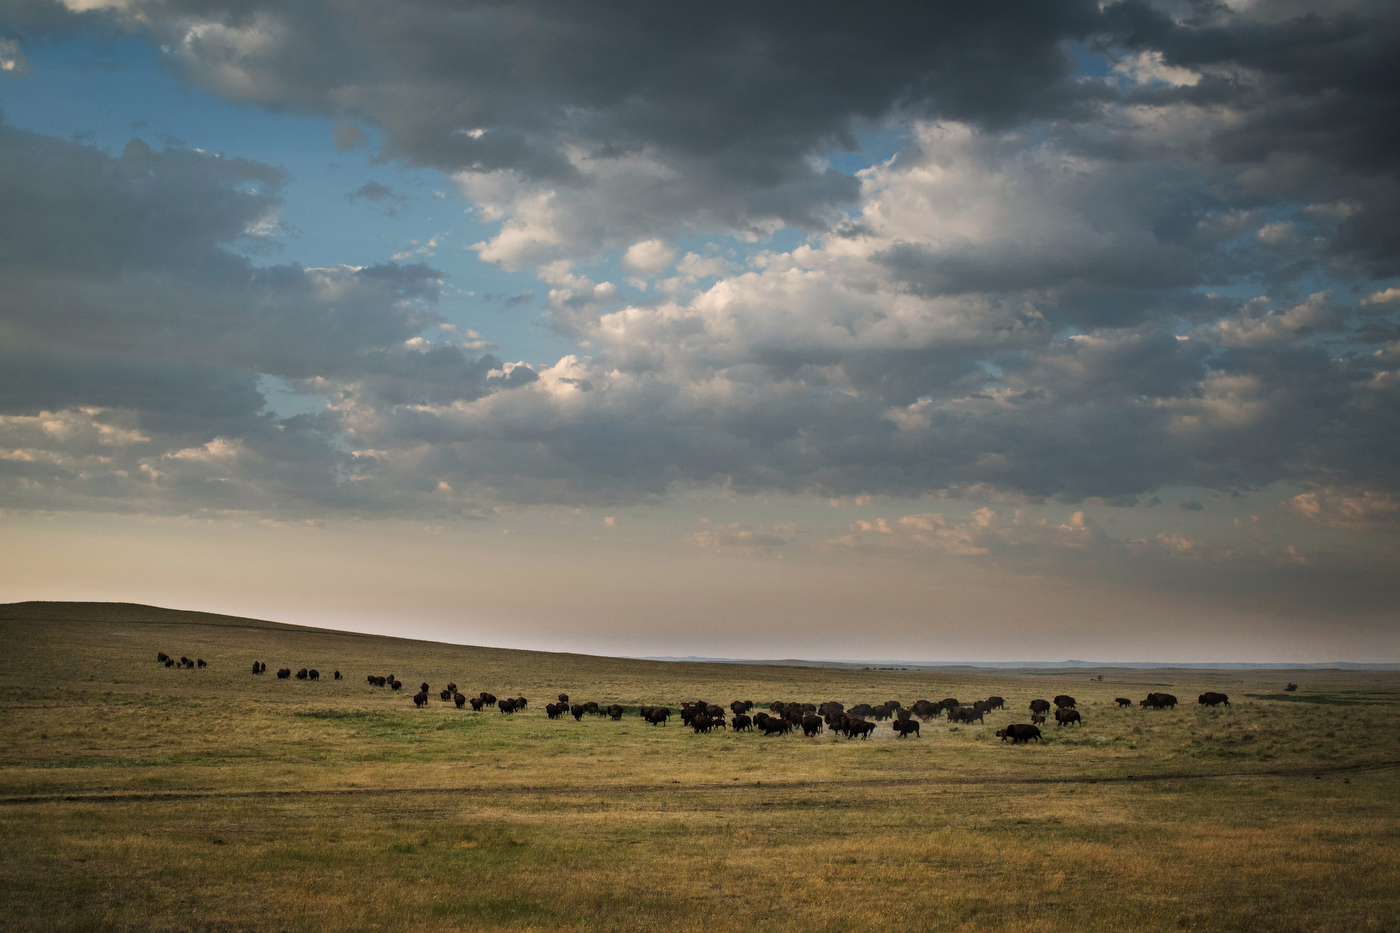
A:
[{"xmin": 1, "ymin": 601, "xmax": 1398, "ymax": 932}]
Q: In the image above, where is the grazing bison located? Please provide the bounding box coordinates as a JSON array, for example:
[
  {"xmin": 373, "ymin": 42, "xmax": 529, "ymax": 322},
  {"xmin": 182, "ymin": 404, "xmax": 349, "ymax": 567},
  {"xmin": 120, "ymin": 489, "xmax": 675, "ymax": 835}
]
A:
[
  {"xmin": 499, "ymin": 698, "xmax": 519, "ymax": 713},
  {"xmin": 1055, "ymin": 708, "xmax": 1082, "ymax": 726},
  {"xmin": 1053, "ymin": 695, "xmax": 1076, "ymax": 710},
  {"xmin": 893, "ymin": 719, "xmax": 921, "ymax": 739},
  {"xmin": 157, "ymin": 652, "xmax": 169, "ymax": 663},
  {"xmin": 1198, "ymin": 692, "xmax": 1230, "ymax": 707},
  {"xmin": 1029, "ymin": 699, "xmax": 1051, "ymax": 715},
  {"xmin": 413, "ymin": 691, "xmax": 428, "ymax": 708},
  {"xmin": 608, "ymin": 704, "xmax": 624, "ymax": 721},
  {"xmin": 252, "ymin": 661, "xmax": 264, "ymax": 675},
  {"xmin": 1115, "ymin": 697, "xmax": 1132, "ymax": 708},
  {"xmin": 295, "ymin": 668, "xmax": 308, "ymax": 680},
  {"xmin": 997, "ymin": 724, "xmax": 1042, "ymax": 744},
  {"xmin": 196, "ymin": 659, "xmax": 207, "ymax": 668},
  {"xmin": 277, "ymin": 668, "xmax": 291, "ymax": 679},
  {"xmin": 308, "ymin": 669, "xmax": 319, "ymax": 681},
  {"xmin": 165, "ymin": 659, "xmax": 176, "ymax": 668},
  {"xmin": 390, "ymin": 680, "xmax": 403, "ymax": 691}
]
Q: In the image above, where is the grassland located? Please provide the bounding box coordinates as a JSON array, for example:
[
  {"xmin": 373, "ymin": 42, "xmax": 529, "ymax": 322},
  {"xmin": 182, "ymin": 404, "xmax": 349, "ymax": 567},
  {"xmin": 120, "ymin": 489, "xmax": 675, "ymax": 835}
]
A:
[{"xmin": 1, "ymin": 601, "xmax": 1398, "ymax": 932}]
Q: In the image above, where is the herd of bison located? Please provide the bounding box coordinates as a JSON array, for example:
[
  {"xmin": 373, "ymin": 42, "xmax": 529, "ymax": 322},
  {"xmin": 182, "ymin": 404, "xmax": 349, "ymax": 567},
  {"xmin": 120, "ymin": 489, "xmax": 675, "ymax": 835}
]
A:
[{"xmin": 157, "ymin": 652, "xmax": 1233, "ymax": 745}]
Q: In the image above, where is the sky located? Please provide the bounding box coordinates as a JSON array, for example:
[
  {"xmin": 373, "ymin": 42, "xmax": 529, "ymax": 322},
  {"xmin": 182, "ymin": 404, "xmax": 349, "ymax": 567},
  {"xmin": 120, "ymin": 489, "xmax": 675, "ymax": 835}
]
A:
[{"xmin": 0, "ymin": 0, "xmax": 1397, "ymax": 662}]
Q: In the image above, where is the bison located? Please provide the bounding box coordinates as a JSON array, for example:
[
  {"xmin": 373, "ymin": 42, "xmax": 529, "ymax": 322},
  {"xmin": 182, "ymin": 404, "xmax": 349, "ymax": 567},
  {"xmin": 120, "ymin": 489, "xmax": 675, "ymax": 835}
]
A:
[
  {"xmin": 277, "ymin": 668, "xmax": 291, "ymax": 679},
  {"xmin": 801, "ymin": 715, "xmax": 824, "ymax": 737},
  {"xmin": 1115, "ymin": 697, "xmax": 1132, "ymax": 708},
  {"xmin": 1055, "ymin": 708, "xmax": 1082, "ymax": 726},
  {"xmin": 413, "ymin": 691, "xmax": 428, "ymax": 708},
  {"xmin": 731, "ymin": 714, "xmax": 752, "ymax": 732},
  {"xmin": 846, "ymin": 719, "xmax": 875, "ymax": 740},
  {"xmin": 1198, "ymin": 692, "xmax": 1230, "ymax": 707},
  {"xmin": 252, "ymin": 661, "xmax": 263, "ymax": 675},
  {"xmin": 1142, "ymin": 692, "xmax": 1178, "ymax": 709},
  {"xmin": 308, "ymin": 669, "xmax": 319, "ymax": 681},
  {"xmin": 1053, "ymin": 695, "xmax": 1076, "ymax": 709},
  {"xmin": 997, "ymin": 724, "xmax": 1042, "ymax": 744},
  {"xmin": 985, "ymin": 696, "xmax": 1005, "ymax": 711},
  {"xmin": 196, "ymin": 659, "xmax": 207, "ymax": 669},
  {"xmin": 470, "ymin": 696, "xmax": 486, "ymax": 711},
  {"xmin": 1029, "ymin": 699, "xmax": 1051, "ymax": 715},
  {"xmin": 454, "ymin": 692, "xmax": 467, "ymax": 709},
  {"xmin": 893, "ymin": 719, "xmax": 921, "ymax": 739}
]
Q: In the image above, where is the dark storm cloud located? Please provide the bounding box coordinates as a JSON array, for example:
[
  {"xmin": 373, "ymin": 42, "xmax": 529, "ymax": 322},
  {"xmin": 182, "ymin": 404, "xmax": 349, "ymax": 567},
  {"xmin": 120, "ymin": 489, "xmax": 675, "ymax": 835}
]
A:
[
  {"xmin": 0, "ymin": 121, "xmax": 533, "ymax": 517},
  {"xmin": 2, "ymin": 0, "xmax": 1398, "ymax": 531}
]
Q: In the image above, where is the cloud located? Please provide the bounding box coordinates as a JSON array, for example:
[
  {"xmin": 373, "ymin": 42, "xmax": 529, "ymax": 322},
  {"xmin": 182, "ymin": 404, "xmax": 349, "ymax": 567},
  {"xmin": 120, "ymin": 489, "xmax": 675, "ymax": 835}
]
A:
[{"xmin": 621, "ymin": 239, "xmax": 675, "ymax": 274}]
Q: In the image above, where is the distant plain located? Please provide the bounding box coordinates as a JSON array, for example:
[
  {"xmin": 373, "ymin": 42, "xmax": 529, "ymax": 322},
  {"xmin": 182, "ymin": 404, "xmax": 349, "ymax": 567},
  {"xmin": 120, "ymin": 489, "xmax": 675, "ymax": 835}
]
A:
[{"xmin": 2, "ymin": 602, "xmax": 1397, "ymax": 932}]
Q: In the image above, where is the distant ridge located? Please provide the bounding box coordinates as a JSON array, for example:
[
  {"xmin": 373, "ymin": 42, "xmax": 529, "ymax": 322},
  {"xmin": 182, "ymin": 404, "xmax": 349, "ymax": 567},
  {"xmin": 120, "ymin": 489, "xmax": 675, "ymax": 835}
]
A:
[{"xmin": 637, "ymin": 656, "xmax": 1400, "ymax": 671}]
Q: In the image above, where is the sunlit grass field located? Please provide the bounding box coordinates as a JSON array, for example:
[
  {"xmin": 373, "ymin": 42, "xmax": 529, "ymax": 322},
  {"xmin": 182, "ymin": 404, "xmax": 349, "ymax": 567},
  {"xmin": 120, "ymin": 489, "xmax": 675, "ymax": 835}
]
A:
[{"xmin": 2, "ymin": 601, "xmax": 1397, "ymax": 932}]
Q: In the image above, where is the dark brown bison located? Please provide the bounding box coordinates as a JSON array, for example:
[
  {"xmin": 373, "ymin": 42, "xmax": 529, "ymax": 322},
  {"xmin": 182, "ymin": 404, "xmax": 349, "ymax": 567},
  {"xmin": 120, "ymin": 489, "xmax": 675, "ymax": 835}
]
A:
[
  {"xmin": 1198, "ymin": 692, "xmax": 1230, "ymax": 707},
  {"xmin": 440, "ymin": 689, "xmax": 452, "ymax": 701},
  {"xmin": 760, "ymin": 718, "xmax": 793, "ymax": 736},
  {"xmin": 295, "ymin": 668, "xmax": 308, "ymax": 680},
  {"xmin": 196, "ymin": 659, "xmax": 207, "ymax": 669},
  {"xmin": 731, "ymin": 714, "xmax": 753, "ymax": 732},
  {"xmin": 846, "ymin": 719, "xmax": 875, "ymax": 740},
  {"xmin": 608, "ymin": 704, "xmax": 624, "ymax": 720},
  {"xmin": 545, "ymin": 702, "xmax": 565, "ymax": 719},
  {"xmin": 571, "ymin": 704, "xmax": 586, "ymax": 721},
  {"xmin": 557, "ymin": 693, "xmax": 569, "ymax": 703},
  {"xmin": 157, "ymin": 652, "xmax": 169, "ymax": 663},
  {"xmin": 1055, "ymin": 708, "xmax": 1082, "ymax": 726},
  {"xmin": 413, "ymin": 691, "xmax": 428, "ymax": 708},
  {"xmin": 499, "ymin": 698, "xmax": 519, "ymax": 713},
  {"xmin": 1029, "ymin": 699, "xmax": 1051, "ymax": 715},
  {"xmin": 470, "ymin": 696, "xmax": 485, "ymax": 711},
  {"xmin": 1142, "ymin": 692, "xmax": 1178, "ymax": 709},
  {"xmin": 164, "ymin": 659, "xmax": 175, "ymax": 667},
  {"xmin": 333, "ymin": 670, "xmax": 341, "ymax": 680},
  {"xmin": 1115, "ymin": 697, "xmax": 1132, "ymax": 708},
  {"xmin": 645, "ymin": 707, "xmax": 670, "ymax": 726},
  {"xmin": 801, "ymin": 715, "xmax": 824, "ymax": 737},
  {"xmin": 480, "ymin": 692, "xmax": 497, "ymax": 707},
  {"xmin": 454, "ymin": 692, "xmax": 467, "ymax": 708},
  {"xmin": 893, "ymin": 719, "xmax": 920, "ymax": 739},
  {"xmin": 308, "ymin": 669, "xmax": 319, "ymax": 681},
  {"xmin": 1053, "ymin": 695, "xmax": 1076, "ymax": 709},
  {"xmin": 1030, "ymin": 713, "xmax": 1046, "ymax": 725},
  {"xmin": 985, "ymin": 696, "xmax": 1005, "ymax": 711},
  {"xmin": 997, "ymin": 724, "xmax": 1042, "ymax": 743},
  {"xmin": 277, "ymin": 668, "xmax": 291, "ymax": 679},
  {"xmin": 252, "ymin": 661, "xmax": 263, "ymax": 675},
  {"xmin": 420, "ymin": 682, "xmax": 430, "ymax": 694}
]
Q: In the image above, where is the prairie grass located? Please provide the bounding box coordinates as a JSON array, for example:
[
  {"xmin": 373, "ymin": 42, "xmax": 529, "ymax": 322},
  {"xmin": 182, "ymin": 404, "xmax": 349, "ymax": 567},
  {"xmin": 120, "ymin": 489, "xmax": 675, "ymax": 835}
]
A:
[{"xmin": 1, "ymin": 602, "xmax": 1398, "ymax": 932}]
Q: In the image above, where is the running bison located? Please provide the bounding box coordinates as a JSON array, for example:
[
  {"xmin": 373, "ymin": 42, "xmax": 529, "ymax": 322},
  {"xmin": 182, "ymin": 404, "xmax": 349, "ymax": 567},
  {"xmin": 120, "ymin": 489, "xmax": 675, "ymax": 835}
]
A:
[
  {"xmin": 893, "ymin": 719, "xmax": 921, "ymax": 739},
  {"xmin": 1198, "ymin": 692, "xmax": 1230, "ymax": 707},
  {"xmin": 1115, "ymin": 697, "xmax": 1132, "ymax": 708}
]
